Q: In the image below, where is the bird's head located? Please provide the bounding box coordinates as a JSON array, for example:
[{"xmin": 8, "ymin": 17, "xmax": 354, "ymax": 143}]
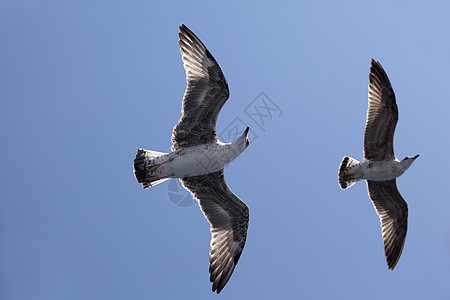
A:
[
  {"xmin": 401, "ymin": 154, "xmax": 419, "ymax": 168},
  {"xmin": 230, "ymin": 127, "xmax": 250, "ymax": 154},
  {"xmin": 243, "ymin": 126, "xmax": 250, "ymax": 148}
]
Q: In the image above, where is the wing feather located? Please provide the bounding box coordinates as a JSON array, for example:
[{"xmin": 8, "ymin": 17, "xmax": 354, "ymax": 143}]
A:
[
  {"xmin": 366, "ymin": 179, "xmax": 408, "ymax": 269},
  {"xmin": 364, "ymin": 59, "xmax": 398, "ymax": 161},
  {"xmin": 180, "ymin": 170, "xmax": 248, "ymax": 294},
  {"xmin": 172, "ymin": 25, "xmax": 230, "ymax": 151}
]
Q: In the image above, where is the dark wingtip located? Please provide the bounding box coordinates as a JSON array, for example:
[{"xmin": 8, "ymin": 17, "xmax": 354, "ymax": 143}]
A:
[
  {"xmin": 370, "ymin": 58, "xmax": 382, "ymax": 73},
  {"xmin": 413, "ymin": 154, "xmax": 420, "ymax": 159},
  {"xmin": 179, "ymin": 24, "xmax": 193, "ymax": 36},
  {"xmin": 368, "ymin": 58, "xmax": 393, "ymax": 92},
  {"xmin": 243, "ymin": 126, "xmax": 250, "ymax": 136},
  {"xmin": 179, "ymin": 24, "xmax": 189, "ymax": 37},
  {"xmin": 387, "ymin": 257, "xmax": 399, "ymax": 271}
]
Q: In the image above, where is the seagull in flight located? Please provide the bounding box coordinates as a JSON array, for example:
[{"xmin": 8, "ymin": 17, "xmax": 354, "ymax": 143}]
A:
[
  {"xmin": 338, "ymin": 59, "xmax": 419, "ymax": 269},
  {"xmin": 133, "ymin": 25, "xmax": 250, "ymax": 293}
]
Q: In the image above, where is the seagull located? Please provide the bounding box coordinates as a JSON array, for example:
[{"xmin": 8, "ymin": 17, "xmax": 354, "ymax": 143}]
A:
[
  {"xmin": 338, "ymin": 59, "xmax": 419, "ymax": 270},
  {"xmin": 133, "ymin": 25, "xmax": 250, "ymax": 294}
]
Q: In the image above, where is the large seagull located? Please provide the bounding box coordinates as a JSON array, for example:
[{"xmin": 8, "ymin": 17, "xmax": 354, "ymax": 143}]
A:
[
  {"xmin": 133, "ymin": 25, "xmax": 250, "ymax": 293},
  {"xmin": 338, "ymin": 59, "xmax": 419, "ymax": 269}
]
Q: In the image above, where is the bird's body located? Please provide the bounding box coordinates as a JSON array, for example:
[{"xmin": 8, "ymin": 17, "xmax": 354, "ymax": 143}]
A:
[
  {"xmin": 338, "ymin": 59, "xmax": 418, "ymax": 270},
  {"xmin": 133, "ymin": 25, "xmax": 250, "ymax": 294},
  {"xmin": 135, "ymin": 137, "xmax": 247, "ymax": 181},
  {"xmin": 360, "ymin": 159, "xmax": 415, "ymax": 181},
  {"xmin": 341, "ymin": 156, "xmax": 418, "ymax": 187}
]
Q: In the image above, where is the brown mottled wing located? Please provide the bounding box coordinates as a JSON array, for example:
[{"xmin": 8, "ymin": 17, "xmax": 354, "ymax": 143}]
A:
[
  {"xmin": 171, "ymin": 25, "xmax": 230, "ymax": 151},
  {"xmin": 180, "ymin": 170, "xmax": 249, "ymax": 294},
  {"xmin": 366, "ymin": 180, "xmax": 408, "ymax": 270},
  {"xmin": 364, "ymin": 59, "xmax": 398, "ymax": 161}
]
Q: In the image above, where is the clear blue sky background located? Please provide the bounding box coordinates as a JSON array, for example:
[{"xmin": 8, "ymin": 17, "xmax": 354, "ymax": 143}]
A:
[{"xmin": 1, "ymin": 1, "xmax": 450, "ymax": 299}]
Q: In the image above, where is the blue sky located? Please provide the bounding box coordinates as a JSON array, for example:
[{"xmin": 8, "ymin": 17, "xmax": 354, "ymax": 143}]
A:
[{"xmin": 1, "ymin": 1, "xmax": 450, "ymax": 299}]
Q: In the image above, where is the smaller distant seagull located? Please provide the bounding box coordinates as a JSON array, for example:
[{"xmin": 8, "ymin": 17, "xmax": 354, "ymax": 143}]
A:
[
  {"xmin": 338, "ymin": 59, "xmax": 419, "ymax": 270},
  {"xmin": 133, "ymin": 25, "xmax": 250, "ymax": 293}
]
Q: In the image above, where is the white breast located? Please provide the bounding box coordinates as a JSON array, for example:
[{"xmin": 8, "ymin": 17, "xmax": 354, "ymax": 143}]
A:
[
  {"xmin": 361, "ymin": 160, "xmax": 405, "ymax": 181},
  {"xmin": 168, "ymin": 143, "xmax": 238, "ymax": 178}
]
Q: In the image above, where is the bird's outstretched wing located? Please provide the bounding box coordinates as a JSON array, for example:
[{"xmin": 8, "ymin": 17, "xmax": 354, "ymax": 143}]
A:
[
  {"xmin": 172, "ymin": 25, "xmax": 230, "ymax": 151},
  {"xmin": 180, "ymin": 170, "xmax": 249, "ymax": 294},
  {"xmin": 366, "ymin": 179, "xmax": 408, "ymax": 269},
  {"xmin": 364, "ymin": 59, "xmax": 398, "ymax": 161}
]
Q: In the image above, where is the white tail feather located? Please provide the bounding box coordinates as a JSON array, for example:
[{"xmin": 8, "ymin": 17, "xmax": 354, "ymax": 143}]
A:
[
  {"xmin": 134, "ymin": 149, "xmax": 169, "ymax": 189},
  {"xmin": 338, "ymin": 156, "xmax": 362, "ymax": 189}
]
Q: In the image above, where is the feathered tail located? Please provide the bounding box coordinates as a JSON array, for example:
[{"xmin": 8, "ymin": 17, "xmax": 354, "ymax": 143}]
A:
[
  {"xmin": 134, "ymin": 149, "xmax": 169, "ymax": 189},
  {"xmin": 338, "ymin": 156, "xmax": 362, "ymax": 189}
]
